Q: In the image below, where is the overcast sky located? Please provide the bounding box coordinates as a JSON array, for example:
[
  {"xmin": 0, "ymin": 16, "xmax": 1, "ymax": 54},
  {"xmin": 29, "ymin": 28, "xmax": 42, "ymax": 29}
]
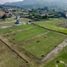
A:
[
  {"xmin": 0, "ymin": 0, "xmax": 67, "ymax": 4},
  {"xmin": 0, "ymin": 0, "xmax": 23, "ymax": 4}
]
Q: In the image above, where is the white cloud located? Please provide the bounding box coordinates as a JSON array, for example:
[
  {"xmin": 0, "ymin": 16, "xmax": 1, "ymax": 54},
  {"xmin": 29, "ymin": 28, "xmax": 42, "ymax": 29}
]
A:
[{"xmin": 0, "ymin": 0, "xmax": 24, "ymax": 4}]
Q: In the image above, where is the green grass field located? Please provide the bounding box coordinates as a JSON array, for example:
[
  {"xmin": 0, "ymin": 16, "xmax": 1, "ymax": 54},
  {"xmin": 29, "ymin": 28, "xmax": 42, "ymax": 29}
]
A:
[
  {"xmin": 2, "ymin": 24, "xmax": 66, "ymax": 59},
  {"xmin": 23, "ymin": 31, "xmax": 66, "ymax": 58},
  {"xmin": 35, "ymin": 18, "xmax": 67, "ymax": 34},
  {"xmin": 0, "ymin": 18, "xmax": 67, "ymax": 67},
  {"xmin": 0, "ymin": 24, "xmax": 34, "ymax": 34},
  {"xmin": 44, "ymin": 46, "xmax": 67, "ymax": 67}
]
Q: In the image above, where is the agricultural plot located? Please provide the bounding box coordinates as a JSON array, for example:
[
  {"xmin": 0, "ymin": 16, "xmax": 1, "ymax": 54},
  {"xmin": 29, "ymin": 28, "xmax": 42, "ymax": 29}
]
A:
[
  {"xmin": 35, "ymin": 18, "xmax": 67, "ymax": 34},
  {"xmin": 44, "ymin": 46, "xmax": 67, "ymax": 67},
  {"xmin": 0, "ymin": 18, "xmax": 31, "ymax": 29},
  {"xmin": 0, "ymin": 40, "xmax": 30, "ymax": 67},
  {"xmin": 23, "ymin": 31, "xmax": 66, "ymax": 58},
  {"xmin": 1, "ymin": 23, "xmax": 66, "ymax": 59},
  {"xmin": 0, "ymin": 18, "xmax": 67, "ymax": 67},
  {"xmin": 0, "ymin": 24, "xmax": 34, "ymax": 34}
]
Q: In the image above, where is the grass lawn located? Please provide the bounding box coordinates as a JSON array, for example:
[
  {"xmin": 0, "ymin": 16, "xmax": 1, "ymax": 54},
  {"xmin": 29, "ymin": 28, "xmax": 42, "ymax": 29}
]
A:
[
  {"xmin": 44, "ymin": 46, "xmax": 67, "ymax": 67},
  {"xmin": 35, "ymin": 18, "xmax": 67, "ymax": 34},
  {"xmin": 0, "ymin": 41, "xmax": 30, "ymax": 67}
]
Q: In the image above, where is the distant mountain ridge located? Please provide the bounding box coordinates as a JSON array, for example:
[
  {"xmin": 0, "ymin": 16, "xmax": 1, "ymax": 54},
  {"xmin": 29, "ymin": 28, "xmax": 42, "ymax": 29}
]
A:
[{"xmin": 3, "ymin": 0, "xmax": 67, "ymax": 9}]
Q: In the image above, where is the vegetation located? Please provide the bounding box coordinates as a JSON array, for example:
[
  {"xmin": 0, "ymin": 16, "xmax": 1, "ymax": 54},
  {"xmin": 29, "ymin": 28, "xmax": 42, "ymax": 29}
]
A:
[
  {"xmin": 0, "ymin": 41, "xmax": 30, "ymax": 67},
  {"xmin": 23, "ymin": 31, "xmax": 66, "ymax": 58},
  {"xmin": 44, "ymin": 47, "xmax": 67, "ymax": 67},
  {"xmin": 35, "ymin": 18, "xmax": 67, "ymax": 34},
  {"xmin": 1, "ymin": 23, "xmax": 66, "ymax": 59},
  {"xmin": 0, "ymin": 5, "xmax": 67, "ymax": 67}
]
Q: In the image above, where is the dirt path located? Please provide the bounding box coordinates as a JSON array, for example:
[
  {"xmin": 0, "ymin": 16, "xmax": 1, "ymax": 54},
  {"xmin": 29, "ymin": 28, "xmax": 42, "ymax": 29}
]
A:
[
  {"xmin": 40, "ymin": 39, "xmax": 67, "ymax": 67},
  {"xmin": 0, "ymin": 36, "xmax": 38, "ymax": 67}
]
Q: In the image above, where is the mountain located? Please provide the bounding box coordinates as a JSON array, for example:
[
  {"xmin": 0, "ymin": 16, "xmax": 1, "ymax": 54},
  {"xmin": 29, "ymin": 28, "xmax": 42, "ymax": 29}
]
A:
[{"xmin": 3, "ymin": 0, "xmax": 67, "ymax": 9}]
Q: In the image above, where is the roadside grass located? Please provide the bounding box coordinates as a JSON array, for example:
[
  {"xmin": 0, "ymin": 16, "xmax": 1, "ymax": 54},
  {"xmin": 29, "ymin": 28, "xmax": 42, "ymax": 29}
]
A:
[
  {"xmin": 0, "ymin": 41, "xmax": 30, "ymax": 67},
  {"xmin": 44, "ymin": 46, "xmax": 67, "ymax": 67},
  {"xmin": 35, "ymin": 18, "xmax": 67, "ymax": 34}
]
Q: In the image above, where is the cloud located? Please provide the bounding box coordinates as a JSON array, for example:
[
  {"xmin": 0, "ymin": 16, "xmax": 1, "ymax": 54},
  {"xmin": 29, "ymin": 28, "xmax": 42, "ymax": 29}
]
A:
[
  {"xmin": 0, "ymin": 0, "xmax": 24, "ymax": 4},
  {"xmin": 0, "ymin": 0, "xmax": 67, "ymax": 4}
]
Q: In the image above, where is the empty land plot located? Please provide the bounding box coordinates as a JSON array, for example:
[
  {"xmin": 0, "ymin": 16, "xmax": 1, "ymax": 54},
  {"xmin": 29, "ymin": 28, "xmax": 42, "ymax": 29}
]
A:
[
  {"xmin": 35, "ymin": 18, "xmax": 67, "ymax": 34},
  {"xmin": 4, "ymin": 24, "xmax": 67, "ymax": 59},
  {"xmin": 7, "ymin": 25, "xmax": 48, "ymax": 44},
  {"xmin": 0, "ymin": 40, "xmax": 30, "ymax": 67},
  {"xmin": 22, "ymin": 31, "xmax": 66, "ymax": 58},
  {"xmin": 20, "ymin": 18, "xmax": 31, "ymax": 22},
  {"xmin": 0, "ymin": 24, "xmax": 34, "ymax": 34},
  {"xmin": 44, "ymin": 46, "xmax": 67, "ymax": 67},
  {"xmin": 0, "ymin": 18, "xmax": 15, "ymax": 23}
]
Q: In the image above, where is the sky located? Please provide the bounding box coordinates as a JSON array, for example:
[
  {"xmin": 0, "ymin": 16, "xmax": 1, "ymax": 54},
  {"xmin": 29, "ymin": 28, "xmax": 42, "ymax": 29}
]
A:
[
  {"xmin": 0, "ymin": 0, "xmax": 23, "ymax": 4},
  {"xmin": 0, "ymin": 0, "xmax": 67, "ymax": 4}
]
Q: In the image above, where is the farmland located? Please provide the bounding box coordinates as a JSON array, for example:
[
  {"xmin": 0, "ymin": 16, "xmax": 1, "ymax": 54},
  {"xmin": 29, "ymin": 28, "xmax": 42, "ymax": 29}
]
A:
[
  {"xmin": 35, "ymin": 18, "xmax": 67, "ymax": 34},
  {"xmin": 0, "ymin": 40, "xmax": 30, "ymax": 67},
  {"xmin": 0, "ymin": 17, "xmax": 67, "ymax": 67},
  {"xmin": 44, "ymin": 46, "xmax": 67, "ymax": 67}
]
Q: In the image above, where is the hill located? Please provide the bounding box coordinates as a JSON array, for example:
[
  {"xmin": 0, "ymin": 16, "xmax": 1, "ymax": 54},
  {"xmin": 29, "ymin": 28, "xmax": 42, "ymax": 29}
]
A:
[{"xmin": 3, "ymin": 0, "xmax": 67, "ymax": 9}]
